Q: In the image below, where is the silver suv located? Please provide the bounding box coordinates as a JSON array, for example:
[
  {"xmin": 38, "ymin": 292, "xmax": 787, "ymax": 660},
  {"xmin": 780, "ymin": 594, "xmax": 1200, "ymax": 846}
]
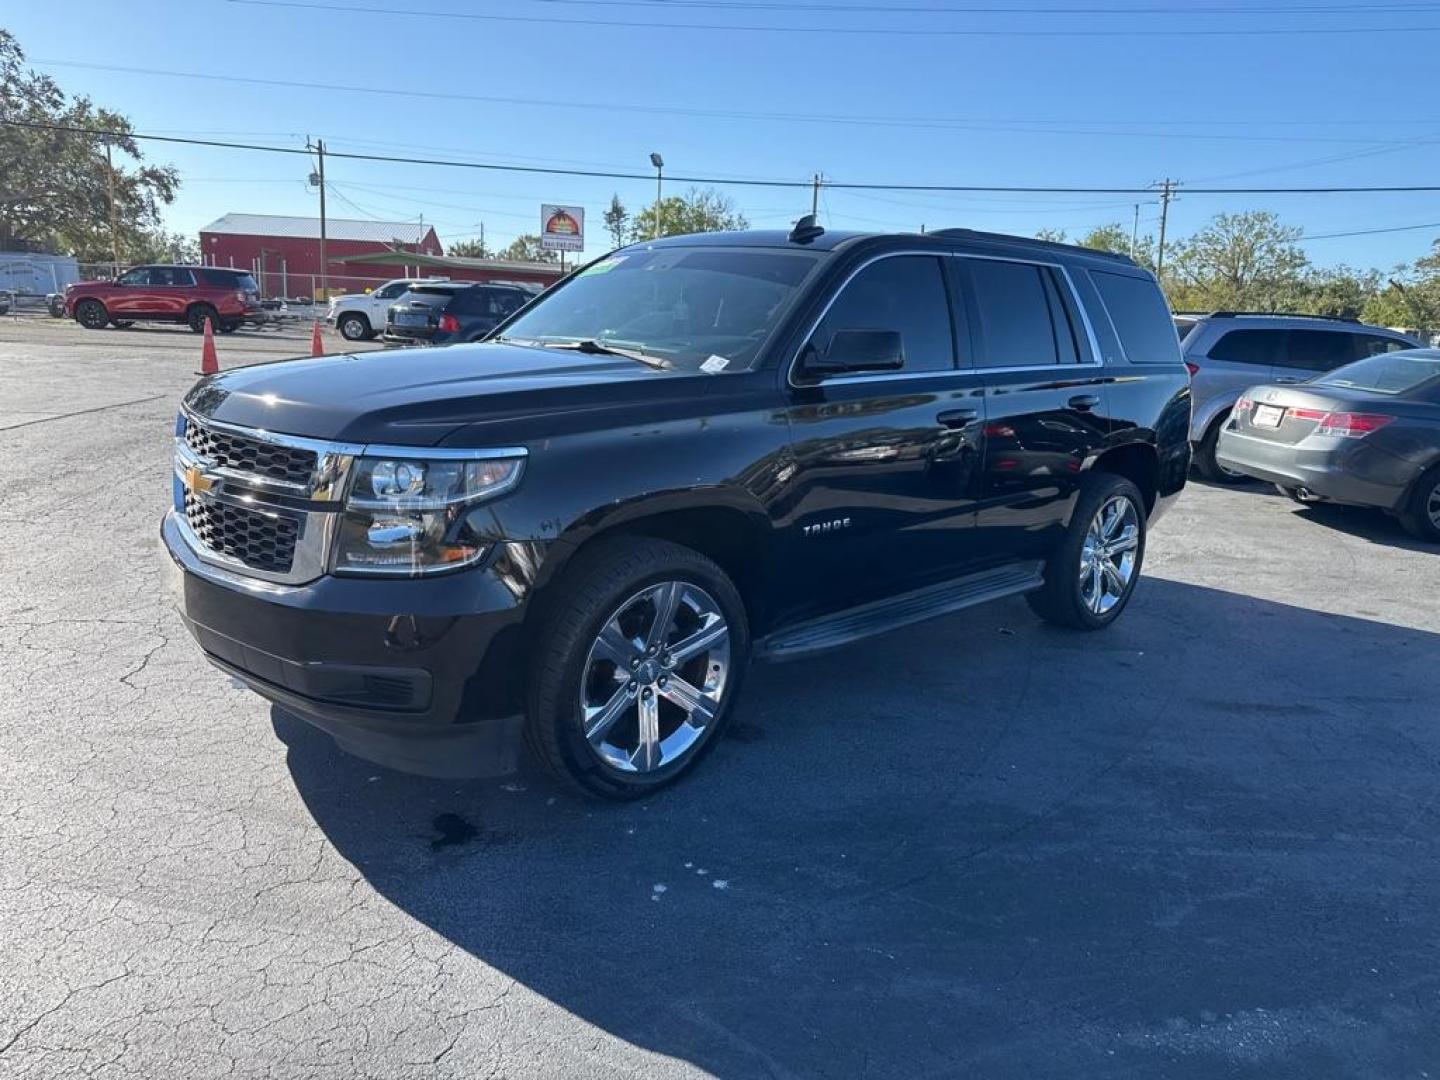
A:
[{"xmin": 1178, "ymin": 312, "xmax": 1421, "ymax": 481}]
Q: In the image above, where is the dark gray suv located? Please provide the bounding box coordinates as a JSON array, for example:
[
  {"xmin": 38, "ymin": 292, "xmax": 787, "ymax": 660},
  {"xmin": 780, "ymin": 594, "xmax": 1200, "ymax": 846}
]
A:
[{"xmin": 1178, "ymin": 312, "xmax": 1421, "ymax": 481}]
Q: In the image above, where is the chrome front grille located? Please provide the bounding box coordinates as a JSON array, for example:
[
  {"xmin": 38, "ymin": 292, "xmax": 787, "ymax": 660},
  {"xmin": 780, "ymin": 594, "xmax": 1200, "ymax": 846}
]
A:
[
  {"xmin": 183, "ymin": 492, "xmax": 300, "ymax": 574},
  {"xmin": 183, "ymin": 421, "xmax": 317, "ymax": 486},
  {"xmin": 175, "ymin": 414, "xmax": 364, "ymax": 585}
]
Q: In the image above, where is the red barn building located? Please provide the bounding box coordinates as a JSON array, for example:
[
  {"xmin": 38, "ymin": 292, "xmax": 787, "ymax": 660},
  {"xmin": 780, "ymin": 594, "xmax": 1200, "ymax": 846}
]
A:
[{"xmin": 198, "ymin": 213, "xmax": 563, "ymax": 299}]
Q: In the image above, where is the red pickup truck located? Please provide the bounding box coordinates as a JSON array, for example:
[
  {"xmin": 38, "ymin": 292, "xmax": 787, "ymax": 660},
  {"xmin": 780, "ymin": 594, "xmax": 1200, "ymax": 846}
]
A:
[{"xmin": 65, "ymin": 265, "xmax": 261, "ymax": 333}]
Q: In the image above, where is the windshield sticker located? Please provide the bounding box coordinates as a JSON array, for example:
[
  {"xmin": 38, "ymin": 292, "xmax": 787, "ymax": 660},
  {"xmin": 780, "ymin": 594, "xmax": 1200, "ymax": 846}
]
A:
[
  {"xmin": 581, "ymin": 256, "xmax": 626, "ymax": 276},
  {"xmin": 700, "ymin": 355, "xmax": 730, "ymax": 374}
]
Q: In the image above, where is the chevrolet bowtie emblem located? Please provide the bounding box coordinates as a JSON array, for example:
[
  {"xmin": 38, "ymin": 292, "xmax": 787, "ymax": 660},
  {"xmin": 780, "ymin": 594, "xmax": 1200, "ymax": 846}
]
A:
[{"xmin": 184, "ymin": 465, "xmax": 214, "ymax": 494}]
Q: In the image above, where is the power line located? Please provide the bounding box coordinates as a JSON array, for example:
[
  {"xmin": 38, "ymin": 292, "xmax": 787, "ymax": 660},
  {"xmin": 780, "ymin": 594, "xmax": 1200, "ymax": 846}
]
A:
[
  {"xmin": 31, "ymin": 58, "xmax": 1440, "ymax": 144},
  {"xmin": 223, "ymin": 0, "xmax": 1440, "ymax": 35},
  {"xmin": 11, "ymin": 117, "xmax": 1440, "ymax": 195},
  {"xmin": 533, "ymin": 0, "xmax": 1440, "ymax": 11},
  {"xmin": 1303, "ymin": 220, "xmax": 1440, "ymax": 240}
]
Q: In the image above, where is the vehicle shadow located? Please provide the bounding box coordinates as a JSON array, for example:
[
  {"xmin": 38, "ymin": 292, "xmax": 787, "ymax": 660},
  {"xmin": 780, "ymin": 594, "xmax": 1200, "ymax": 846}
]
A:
[
  {"xmin": 275, "ymin": 578, "xmax": 1440, "ymax": 1078},
  {"xmin": 1289, "ymin": 501, "xmax": 1437, "ymax": 554}
]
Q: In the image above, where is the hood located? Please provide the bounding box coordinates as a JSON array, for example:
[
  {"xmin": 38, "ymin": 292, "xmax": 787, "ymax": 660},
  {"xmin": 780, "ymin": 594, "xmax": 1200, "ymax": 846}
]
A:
[
  {"xmin": 68, "ymin": 278, "xmax": 113, "ymax": 291},
  {"xmin": 183, "ymin": 341, "xmax": 713, "ymax": 446}
]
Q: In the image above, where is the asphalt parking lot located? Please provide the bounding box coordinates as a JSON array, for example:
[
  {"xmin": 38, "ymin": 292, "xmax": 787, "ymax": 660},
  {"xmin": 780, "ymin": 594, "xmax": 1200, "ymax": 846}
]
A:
[{"xmin": 2, "ymin": 314, "xmax": 1438, "ymax": 1079}]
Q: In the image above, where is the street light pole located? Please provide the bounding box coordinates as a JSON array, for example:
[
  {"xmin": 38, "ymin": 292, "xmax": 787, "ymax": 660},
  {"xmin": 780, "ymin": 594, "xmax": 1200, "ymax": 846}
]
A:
[{"xmin": 650, "ymin": 152, "xmax": 664, "ymax": 239}]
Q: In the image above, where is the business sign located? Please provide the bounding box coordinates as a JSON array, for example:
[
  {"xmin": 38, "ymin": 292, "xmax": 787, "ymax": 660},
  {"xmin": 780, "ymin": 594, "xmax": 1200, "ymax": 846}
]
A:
[{"xmin": 540, "ymin": 204, "xmax": 584, "ymax": 253}]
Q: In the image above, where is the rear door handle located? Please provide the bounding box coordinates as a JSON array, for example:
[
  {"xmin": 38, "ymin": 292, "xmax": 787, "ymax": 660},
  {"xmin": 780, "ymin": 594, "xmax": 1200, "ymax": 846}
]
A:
[
  {"xmin": 1274, "ymin": 377, "xmax": 1301, "ymax": 384},
  {"xmin": 1068, "ymin": 394, "xmax": 1100, "ymax": 410},
  {"xmin": 936, "ymin": 408, "xmax": 979, "ymax": 428}
]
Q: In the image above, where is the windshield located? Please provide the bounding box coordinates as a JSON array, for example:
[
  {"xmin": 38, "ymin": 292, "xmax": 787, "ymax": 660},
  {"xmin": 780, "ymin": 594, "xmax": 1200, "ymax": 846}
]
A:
[
  {"xmin": 496, "ymin": 246, "xmax": 824, "ymax": 371},
  {"xmin": 1313, "ymin": 350, "xmax": 1440, "ymax": 395}
]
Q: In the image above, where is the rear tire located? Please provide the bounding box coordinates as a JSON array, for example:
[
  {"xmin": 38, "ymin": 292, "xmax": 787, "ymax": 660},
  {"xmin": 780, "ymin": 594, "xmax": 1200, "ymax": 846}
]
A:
[
  {"xmin": 1027, "ymin": 473, "xmax": 1147, "ymax": 631},
  {"xmin": 1195, "ymin": 414, "xmax": 1247, "ymax": 483},
  {"xmin": 188, "ymin": 304, "xmax": 218, "ymax": 334},
  {"xmin": 1398, "ymin": 465, "xmax": 1440, "ymax": 542},
  {"xmin": 526, "ymin": 538, "xmax": 749, "ymax": 800},
  {"xmin": 74, "ymin": 299, "xmax": 108, "ymax": 330}
]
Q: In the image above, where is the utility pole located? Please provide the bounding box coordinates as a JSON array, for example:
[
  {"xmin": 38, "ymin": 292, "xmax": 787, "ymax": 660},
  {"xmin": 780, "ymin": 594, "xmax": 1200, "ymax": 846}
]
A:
[
  {"xmin": 811, "ymin": 173, "xmax": 822, "ymax": 217},
  {"xmin": 1155, "ymin": 178, "xmax": 1177, "ymax": 279},
  {"xmin": 104, "ymin": 138, "xmax": 120, "ymax": 277},
  {"xmin": 1131, "ymin": 203, "xmax": 1140, "ymax": 259},
  {"xmin": 308, "ymin": 138, "xmax": 328, "ymax": 300}
]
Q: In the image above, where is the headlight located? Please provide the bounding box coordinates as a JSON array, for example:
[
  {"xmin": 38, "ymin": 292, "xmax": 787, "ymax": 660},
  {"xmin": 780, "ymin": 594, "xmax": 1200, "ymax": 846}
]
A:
[{"xmin": 333, "ymin": 451, "xmax": 524, "ymax": 576}]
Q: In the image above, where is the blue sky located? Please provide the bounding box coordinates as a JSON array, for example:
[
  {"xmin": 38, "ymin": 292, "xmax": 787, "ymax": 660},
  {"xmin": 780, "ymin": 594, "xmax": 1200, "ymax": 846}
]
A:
[{"xmin": 9, "ymin": 0, "xmax": 1440, "ymax": 270}]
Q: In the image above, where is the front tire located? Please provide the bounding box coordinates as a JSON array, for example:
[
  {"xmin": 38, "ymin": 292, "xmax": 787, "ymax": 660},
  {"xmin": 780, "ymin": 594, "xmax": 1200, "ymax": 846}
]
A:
[
  {"xmin": 1027, "ymin": 474, "xmax": 1147, "ymax": 630},
  {"xmin": 74, "ymin": 299, "xmax": 108, "ymax": 330},
  {"xmin": 526, "ymin": 538, "xmax": 749, "ymax": 799},
  {"xmin": 1398, "ymin": 465, "xmax": 1440, "ymax": 543},
  {"xmin": 1194, "ymin": 414, "xmax": 1247, "ymax": 484},
  {"xmin": 337, "ymin": 313, "xmax": 370, "ymax": 341}
]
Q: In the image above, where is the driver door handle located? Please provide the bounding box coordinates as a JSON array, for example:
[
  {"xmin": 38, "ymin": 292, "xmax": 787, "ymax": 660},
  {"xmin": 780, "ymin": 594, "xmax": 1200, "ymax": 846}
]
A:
[
  {"xmin": 936, "ymin": 407, "xmax": 979, "ymax": 428},
  {"xmin": 1068, "ymin": 394, "xmax": 1100, "ymax": 411}
]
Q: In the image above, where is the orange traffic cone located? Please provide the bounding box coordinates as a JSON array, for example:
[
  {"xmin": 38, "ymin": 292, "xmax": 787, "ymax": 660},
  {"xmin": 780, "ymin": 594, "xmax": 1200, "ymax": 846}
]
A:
[
  {"xmin": 198, "ymin": 317, "xmax": 219, "ymax": 376},
  {"xmin": 310, "ymin": 319, "xmax": 324, "ymax": 358}
]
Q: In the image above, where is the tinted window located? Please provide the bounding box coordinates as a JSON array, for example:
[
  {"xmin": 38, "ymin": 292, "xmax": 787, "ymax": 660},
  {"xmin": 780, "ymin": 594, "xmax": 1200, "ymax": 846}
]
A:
[
  {"xmin": 1207, "ymin": 329, "xmax": 1283, "ymax": 367},
  {"xmin": 1041, "ymin": 268, "xmax": 1081, "ymax": 364},
  {"xmin": 375, "ymin": 282, "xmax": 409, "ymax": 299},
  {"xmin": 154, "ymin": 267, "xmax": 194, "ymax": 286},
  {"xmin": 116, "ymin": 268, "xmax": 152, "ymax": 286},
  {"xmin": 1276, "ymin": 329, "xmax": 1357, "ymax": 372},
  {"xmin": 1356, "ymin": 333, "xmax": 1411, "ymax": 358},
  {"xmin": 456, "ymin": 288, "xmax": 526, "ymax": 318},
  {"xmin": 813, "ymin": 255, "xmax": 954, "ymax": 373},
  {"xmin": 1092, "ymin": 270, "xmax": 1181, "ymax": 364},
  {"xmin": 965, "ymin": 259, "xmax": 1063, "ymax": 366}
]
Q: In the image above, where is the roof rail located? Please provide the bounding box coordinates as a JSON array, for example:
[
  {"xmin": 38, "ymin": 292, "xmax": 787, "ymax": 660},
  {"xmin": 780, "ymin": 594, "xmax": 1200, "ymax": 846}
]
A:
[
  {"xmin": 1208, "ymin": 310, "xmax": 1360, "ymax": 323},
  {"xmin": 928, "ymin": 227, "xmax": 1137, "ymax": 265}
]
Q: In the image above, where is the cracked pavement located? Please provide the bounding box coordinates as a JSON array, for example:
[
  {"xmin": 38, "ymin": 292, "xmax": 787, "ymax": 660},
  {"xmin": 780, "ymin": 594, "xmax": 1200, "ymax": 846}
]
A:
[{"xmin": 2, "ymin": 316, "xmax": 1439, "ymax": 1078}]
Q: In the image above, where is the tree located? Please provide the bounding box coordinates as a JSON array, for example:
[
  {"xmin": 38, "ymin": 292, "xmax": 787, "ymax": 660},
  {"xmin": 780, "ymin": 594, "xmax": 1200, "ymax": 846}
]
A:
[
  {"xmin": 628, "ymin": 187, "xmax": 748, "ymax": 241},
  {"xmin": 0, "ymin": 30, "xmax": 178, "ymax": 263},
  {"xmin": 603, "ymin": 194, "xmax": 629, "ymax": 248},
  {"xmin": 1166, "ymin": 211, "xmax": 1309, "ymax": 311},
  {"xmin": 446, "ymin": 237, "xmax": 491, "ymax": 258},
  {"xmin": 492, "ymin": 234, "xmax": 559, "ymax": 263},
  {"xmin": 128, "ymin": 228, "xmax": 200, "ymax": 265}
]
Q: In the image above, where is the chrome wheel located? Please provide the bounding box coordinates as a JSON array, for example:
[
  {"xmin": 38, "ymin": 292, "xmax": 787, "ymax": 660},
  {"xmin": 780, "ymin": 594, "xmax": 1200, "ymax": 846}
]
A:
[
  {"xmin": 1427, "ymin": 481, "xmax": 1440, "ymax": 530},
  {"xmin": 1079, "ymin": 495, "xmax": 1140, "ymax": 615},
  {"xmin": 579, "ymin": 581, "xmax": 731, "ymax": 774}
]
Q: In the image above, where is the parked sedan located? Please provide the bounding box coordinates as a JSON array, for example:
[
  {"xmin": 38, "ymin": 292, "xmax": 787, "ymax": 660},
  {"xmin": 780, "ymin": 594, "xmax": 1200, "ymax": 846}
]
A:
[
  {"xmin": 1216, "ymin": 349, "xmax": 1440, "ymax": 540},
  {"xmin": 383, "ymin": 282, "xmax": 531, "ymax": 346}
]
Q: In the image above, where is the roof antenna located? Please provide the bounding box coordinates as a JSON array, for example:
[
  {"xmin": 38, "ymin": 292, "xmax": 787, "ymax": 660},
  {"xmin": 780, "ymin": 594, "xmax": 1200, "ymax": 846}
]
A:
[{"xmin": 788, "ymin": 213, "xmax": 825, "ymax": 245}]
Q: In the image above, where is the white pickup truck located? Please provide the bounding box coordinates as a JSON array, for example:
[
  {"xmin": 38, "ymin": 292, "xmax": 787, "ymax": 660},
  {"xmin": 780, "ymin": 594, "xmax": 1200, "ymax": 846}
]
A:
[{"xmin": 326, "ymin": 278, "xmax": 449, "ymax": 341}]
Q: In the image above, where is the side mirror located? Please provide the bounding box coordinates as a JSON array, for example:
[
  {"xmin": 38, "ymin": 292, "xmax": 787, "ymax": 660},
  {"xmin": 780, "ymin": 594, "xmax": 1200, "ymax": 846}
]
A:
[{"xmin": 805, "ymin": 329, "xmax": 904, "ymax": 376}]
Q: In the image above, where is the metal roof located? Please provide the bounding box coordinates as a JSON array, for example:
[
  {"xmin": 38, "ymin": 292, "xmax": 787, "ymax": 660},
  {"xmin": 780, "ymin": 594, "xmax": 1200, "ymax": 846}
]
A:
[
  {"xmin": 327, "ymin": 250, "xmax": 564, "ymax": 275},
  {"xmin": 199, "ymin": 213, "xmax": 433, "ymax": 245}
]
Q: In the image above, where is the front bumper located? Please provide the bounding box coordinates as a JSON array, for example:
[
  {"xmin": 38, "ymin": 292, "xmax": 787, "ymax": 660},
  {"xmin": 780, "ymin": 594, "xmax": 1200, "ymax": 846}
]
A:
[
  {"xmin": 1215, "ymin": 427, "xmax": 1410, "ymax": 511},
  {"xmin": 162, "ymin": 510, "xmax": 536, "ymax": 774}
]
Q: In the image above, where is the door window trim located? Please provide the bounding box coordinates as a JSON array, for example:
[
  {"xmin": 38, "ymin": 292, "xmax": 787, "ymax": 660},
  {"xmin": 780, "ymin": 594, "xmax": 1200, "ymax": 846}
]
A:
[{"xmin": 787, "ymin": 249, "xmax": 1104, "ymax": 389}]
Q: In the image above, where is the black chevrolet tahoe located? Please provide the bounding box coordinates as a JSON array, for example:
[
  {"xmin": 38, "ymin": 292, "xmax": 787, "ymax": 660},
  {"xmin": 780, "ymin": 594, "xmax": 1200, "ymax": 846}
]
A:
[{"xmin": 162, "ymin": 223, "xmax": 1191, "ymax": 798}]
